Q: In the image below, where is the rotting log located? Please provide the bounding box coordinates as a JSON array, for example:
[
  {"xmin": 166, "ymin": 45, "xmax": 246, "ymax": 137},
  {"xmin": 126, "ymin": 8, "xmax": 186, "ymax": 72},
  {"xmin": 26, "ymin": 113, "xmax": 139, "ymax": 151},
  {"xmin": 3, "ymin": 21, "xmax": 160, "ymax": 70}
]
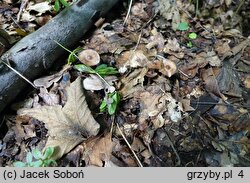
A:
[{"xmin": 0, "ymin": 0, "xmax": 118, "ymax": 114}]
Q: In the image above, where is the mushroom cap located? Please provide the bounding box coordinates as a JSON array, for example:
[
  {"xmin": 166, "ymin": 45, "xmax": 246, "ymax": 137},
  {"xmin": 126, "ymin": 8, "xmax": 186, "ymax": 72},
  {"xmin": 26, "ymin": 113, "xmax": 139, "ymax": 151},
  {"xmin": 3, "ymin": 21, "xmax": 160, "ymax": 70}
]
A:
[
  {"xmin": 78, "ymin": 49, "xmax": 100, "ymax": 66},
  {"xmin": 160, "ymin": 59, "xmax": 177, "ymax": 77}
]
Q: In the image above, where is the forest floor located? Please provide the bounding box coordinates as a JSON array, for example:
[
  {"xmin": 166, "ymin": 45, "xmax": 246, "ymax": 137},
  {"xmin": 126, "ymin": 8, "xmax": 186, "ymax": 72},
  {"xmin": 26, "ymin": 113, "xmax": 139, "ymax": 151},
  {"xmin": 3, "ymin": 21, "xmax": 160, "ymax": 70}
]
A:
[{"xmin": 0, "ymin": 0, "xmax": 250, "ymax": 167}]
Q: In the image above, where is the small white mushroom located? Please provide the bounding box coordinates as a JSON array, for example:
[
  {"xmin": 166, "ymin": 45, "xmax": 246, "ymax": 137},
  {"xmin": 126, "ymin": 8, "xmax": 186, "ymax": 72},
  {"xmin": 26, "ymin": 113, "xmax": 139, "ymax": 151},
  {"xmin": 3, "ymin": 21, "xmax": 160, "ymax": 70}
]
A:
[{"xmin": 78, "ymin": 49, "xmax": 100, "ymax": 66}]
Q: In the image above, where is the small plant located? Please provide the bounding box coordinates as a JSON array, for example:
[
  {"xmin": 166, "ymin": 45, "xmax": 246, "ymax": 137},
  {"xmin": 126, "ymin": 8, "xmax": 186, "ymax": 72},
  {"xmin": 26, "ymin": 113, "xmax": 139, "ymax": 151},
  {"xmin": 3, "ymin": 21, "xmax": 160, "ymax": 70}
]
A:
[
  {"xmin": 177, "ymin": 22, "xmax": 198, "ymax": 47},
  {"xmin": 48, "ymin": 0, "xmax": 69, "ymax": 12},
  {"xmin": 177, "ymin": 21, "xmax": 189, "ymax": 31},
  {"xmin": 13, "ymin": 147, "xmax": 57, "ymax": 167},
  {"xmin": 100, "ymin": 91, "xmax": 120, "ymax": 115},
  {"xmin": 188, "ymin": 32, "xmax": 197, "ymax": 39}
]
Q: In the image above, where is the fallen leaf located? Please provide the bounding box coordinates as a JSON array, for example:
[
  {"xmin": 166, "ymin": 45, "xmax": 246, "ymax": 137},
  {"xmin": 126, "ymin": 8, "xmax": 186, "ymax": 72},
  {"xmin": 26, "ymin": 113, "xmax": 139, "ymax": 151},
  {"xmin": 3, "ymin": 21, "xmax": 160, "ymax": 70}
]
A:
[
  {"xmin": 28, "ymin": 2, "xmax": 52, "ymax": 15},
  {"xmin": 131, "ymin": 3, "xmax": 149, "ymax": 20},
  {"xmin": 84, "ymin": 134, "xmax": 114, "ymax": 167},
  {"xmin": 146, "ymin": 31, "xmax": 165, "ymax": 51},
  {"xmin": 118, "ymin": 50, "xmax": 148, "ymax": 73},
  {"xmin": 201, "ymin": 68, "xmax": 227, "ymax": 101},
  {"xmin": 33, "ymin": 66, "xmax": 70, "ymax": 88},
  {"xmin": 38, "ymin": 87, "xmax": 60, "ymax": 106},
  {"xmin": 119, "ymin": 68, "xmax": 148, "ymax": 98},
  {"xmin": 163, "ymin": 38, "xmax": 184, "ymax": 59},
  {"xmin": 158, "ymin": 0, "xmax": 180, "ymax": 30},
  {"xmin": 18, "ymin": 77, "xmax": 100, "ymax": 160},
  {"xmin": 216, "ymin": 62, "xmax": 242, "ymax": 97}
]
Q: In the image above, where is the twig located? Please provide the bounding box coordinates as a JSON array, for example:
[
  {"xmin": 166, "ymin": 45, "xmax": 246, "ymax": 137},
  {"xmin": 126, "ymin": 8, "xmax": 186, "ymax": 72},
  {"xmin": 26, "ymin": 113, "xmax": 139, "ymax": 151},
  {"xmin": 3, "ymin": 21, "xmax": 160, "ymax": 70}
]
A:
[
  {"xmin": 0, "ymin": 60, "xmax": 37, "ymax": 89},
  {"xmin": 164, "ymin": 130, "xmax": 181, "ymax": 166},
  {"xmin": 133, "ymin": 29, "xmax": 142, "ymax": 52},
  {"xmin": 116, "ymin": 122, "xmax": 143, "ymax": 167},
  {"xmin": 17, "ymin": 0, "xmax": 29, "ymax": 22},
  {"xmin": 123, "ymin": 0, "xmax": 133, "ymax": 26}
]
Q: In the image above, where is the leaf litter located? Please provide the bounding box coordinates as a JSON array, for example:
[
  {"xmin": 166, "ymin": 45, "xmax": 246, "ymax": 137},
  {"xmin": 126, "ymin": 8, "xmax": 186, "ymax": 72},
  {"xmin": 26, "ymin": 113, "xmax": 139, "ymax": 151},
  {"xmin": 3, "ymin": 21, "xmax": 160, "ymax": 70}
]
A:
[{"xmin": 1, "ymin": 0, "xmax": 250, "ymax": 167}]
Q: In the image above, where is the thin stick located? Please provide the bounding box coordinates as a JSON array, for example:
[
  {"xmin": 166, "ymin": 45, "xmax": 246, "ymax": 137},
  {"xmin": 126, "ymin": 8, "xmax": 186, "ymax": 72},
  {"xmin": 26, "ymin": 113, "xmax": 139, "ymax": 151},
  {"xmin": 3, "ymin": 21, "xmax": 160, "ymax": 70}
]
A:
[
  {"xmin": 123, "ymin": 0, "xmax": 133, "ymax": 26},
  {"xmin": 116, "ymin": 122, "xmax": 143, "ymax": 167},
  {"xmin": 17, "ymin": 0, "xmax": 29, "ymax": 22},
  {"xmin": 133, "ymin": 30, "xmax": 142, "ymax": 52},
  {"xmin": 0, "ymin": 60, "xmax": 37, "ymax": 89}
]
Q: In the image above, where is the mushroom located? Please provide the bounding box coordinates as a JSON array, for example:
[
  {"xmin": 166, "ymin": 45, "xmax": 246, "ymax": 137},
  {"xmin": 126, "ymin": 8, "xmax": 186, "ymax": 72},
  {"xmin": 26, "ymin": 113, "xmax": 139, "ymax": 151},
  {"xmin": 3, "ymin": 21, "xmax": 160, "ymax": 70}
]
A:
[
  {"xmin": 160, "ymin": 59, "xmax": 177, "ymax": 77},
  {"xmin": 78, "ymin": 49, "xmax": 100, "ymax": 66}
]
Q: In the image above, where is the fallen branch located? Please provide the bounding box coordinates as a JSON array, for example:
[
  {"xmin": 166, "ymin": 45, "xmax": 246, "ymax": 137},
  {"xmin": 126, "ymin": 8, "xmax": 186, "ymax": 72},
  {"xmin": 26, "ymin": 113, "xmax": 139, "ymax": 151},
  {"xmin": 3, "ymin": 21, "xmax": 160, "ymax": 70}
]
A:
[{"xmin": 0, "ymin": 0, "xmax": 118, "ymax": 113}]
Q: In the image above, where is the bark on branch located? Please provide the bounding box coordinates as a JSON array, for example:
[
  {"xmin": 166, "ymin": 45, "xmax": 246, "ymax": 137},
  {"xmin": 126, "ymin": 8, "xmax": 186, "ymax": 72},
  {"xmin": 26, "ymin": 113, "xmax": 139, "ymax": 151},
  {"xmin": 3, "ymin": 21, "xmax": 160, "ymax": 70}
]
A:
[{"xmin": 0, "ymin": 0, "xmax": 118, "ymax": 113}]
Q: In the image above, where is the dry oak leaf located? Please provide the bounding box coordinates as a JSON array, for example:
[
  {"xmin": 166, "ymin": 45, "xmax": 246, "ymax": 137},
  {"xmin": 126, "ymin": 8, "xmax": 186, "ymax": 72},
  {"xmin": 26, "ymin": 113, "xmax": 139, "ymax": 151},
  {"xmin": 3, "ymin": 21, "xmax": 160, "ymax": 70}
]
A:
[{"xmin": 18, "ymin": 77, "xmax": 100, "ymax": 160}]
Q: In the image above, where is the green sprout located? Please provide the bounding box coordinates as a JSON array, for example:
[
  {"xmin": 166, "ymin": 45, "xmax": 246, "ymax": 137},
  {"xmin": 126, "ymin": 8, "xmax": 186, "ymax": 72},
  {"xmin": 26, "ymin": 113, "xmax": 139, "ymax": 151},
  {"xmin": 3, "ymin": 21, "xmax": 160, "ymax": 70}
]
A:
[
  {"xmin": 187, "ymin": 41, "xmax": 193, "ymax": 48},
  {"xmin": 177, "ymin": 22, "xmax": 198, "ymax": 47},
  {"xmin": 100, "ymin": 91, "xmax": 120, "ymax": 115},
  {"xmin": 188, "ymin": 32, "xmax": 197, "ymax": 39},
  {"xmin": 13, "ymin": 147, "xmax": 57, "ymax": 167}
]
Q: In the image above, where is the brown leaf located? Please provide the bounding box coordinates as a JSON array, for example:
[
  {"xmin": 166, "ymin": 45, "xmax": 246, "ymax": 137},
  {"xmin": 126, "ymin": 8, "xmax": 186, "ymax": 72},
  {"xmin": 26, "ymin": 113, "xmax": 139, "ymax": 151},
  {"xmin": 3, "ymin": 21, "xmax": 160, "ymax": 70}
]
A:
[
  {"xmin": 84, "ymin": 134, "xmax": 114, "ymax": 167},
  {"xmin": 119, "ymin": 68, "xmax": 148, "ymax": 98},
  {"xmin": 33, "ymin": 65, "xmax": 70, "ymax": 88},
  {"xmin": 18, "ymin": 77, "xmax": 100, "ymax": 160},
  {"xmin": 201, "ymin": 68, "xmax": 227, "ymax": 100}
]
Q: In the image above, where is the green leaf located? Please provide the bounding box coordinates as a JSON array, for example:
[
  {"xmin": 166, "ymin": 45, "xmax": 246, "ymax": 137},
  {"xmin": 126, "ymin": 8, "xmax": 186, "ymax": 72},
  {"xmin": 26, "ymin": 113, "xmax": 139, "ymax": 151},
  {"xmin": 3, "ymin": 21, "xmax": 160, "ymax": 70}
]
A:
[
  {"xmin": 13, "ymin": 161, "xmax": 27, "ymax": 167},
  {"xmin": 188, "ymin": 32, "xmax": 197, "ymax": 39},
  {"xmin": 26, "ymin": 152, "xmax": 33, "ymax": 164},
  {"xmin": 54, "ymin": 0, "xmax": 60, "ymax": 12},
  {"xmin": 177, "ymin": 22, "xmax": 189, "ymax": 31},
  {"xmin": 42, "ymin": 147, "xmax": 55, "ymax": 159},
  {"xmin": 32, "ymin": 149, "xmax": 43, "ymax": 160},
  {"xmin": 107, "ymin": 92, "xmax": 120, "ymax": 115},
  {"xmin": 59, "ymin": 0, "xmax": 69, "ymax": 7},
  {"xmin": 95, "ymin": 64, "xmax": 119, "ymax": 76},
  {"xmin": 31, "ymin": 160, "xmax": 43, "ymax": 167},
  {"xmin": 187, "ymin": 41, "xmax": 193, "ymax": 47},
  {"xmin": 100, "ymin": 100, "xmax": 107, "ymax": 112},
  {"xmin": 74, "ymin": 64, "xmax": 95, "ymax": 74}
]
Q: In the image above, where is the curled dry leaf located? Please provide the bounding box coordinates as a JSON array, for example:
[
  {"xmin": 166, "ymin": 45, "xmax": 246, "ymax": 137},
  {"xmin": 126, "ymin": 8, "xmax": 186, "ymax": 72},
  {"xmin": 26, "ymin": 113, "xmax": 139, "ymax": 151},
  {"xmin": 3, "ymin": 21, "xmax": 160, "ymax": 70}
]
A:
[
  {"xmin": 18, "ymin": 77, "xmax": 100, "ymax": 160},
  {"xmin": 163, "ymin": 38, "xmax": 184, "ymax": 59},
  {"xmin": 131, "ymin": 3, "xmax": 149, "ymax": 20},
  {"xmin": 78, "ymin": 49, "xmax": 100, "ymax": 66},
  {"xmin": 201, "ymin": 68, "xmax": 227, "ymax": 101},
  {"xmin": 118, "ymin": 50, "xmax": 148, "ymax": 73},
  {"xmin": 119, "ymin": 68, "xmax": 148, "ymax": 98},
  {"xmin": 146, "ymin": 31, "xmax": 165, "ymax": 52},
  {"xmin": 33, "ymin": 65, "xmax": 70, "ymax": 88}
]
